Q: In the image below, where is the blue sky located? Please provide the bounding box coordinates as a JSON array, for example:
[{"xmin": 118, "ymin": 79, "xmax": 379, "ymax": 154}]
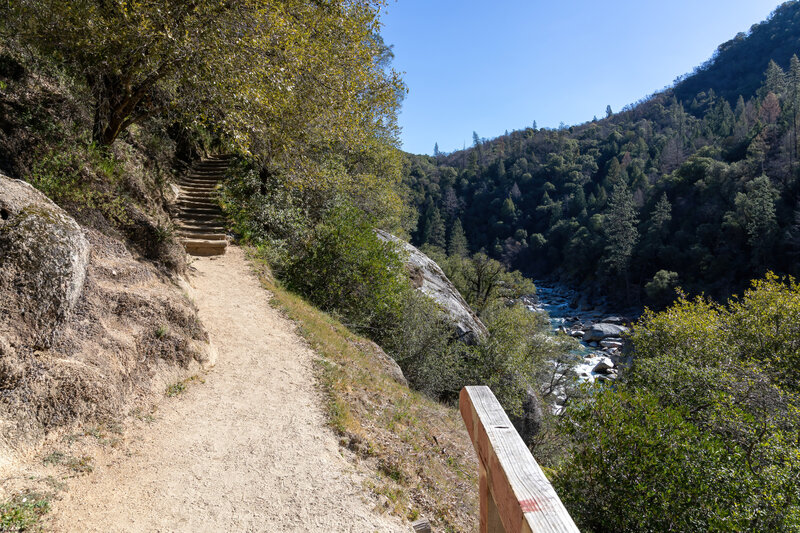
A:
[{"xmin": 380, "ymin": 0, "xmax": 785, "ymax": 155}]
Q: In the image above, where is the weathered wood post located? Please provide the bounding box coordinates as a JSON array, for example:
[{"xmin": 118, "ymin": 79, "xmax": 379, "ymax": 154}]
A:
[{"xmin": 459, "ymin": 386, "xmax": 580, "ymax": 533}]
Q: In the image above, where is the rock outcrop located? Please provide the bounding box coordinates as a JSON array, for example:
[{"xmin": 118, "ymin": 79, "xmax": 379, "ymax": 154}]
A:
[
  {"xmin": 582, "ymin": 323, "xmax": 629, "ymax": 342},
  {"xmin": 0, "ymin": 175, "xmax": 90, "ymax": 348},
  {"xmin": 376, "ymin": 230, "xmax": 488, "ymax": 344},
  {"xmin": 513, "ymin": 387, "xmax": 544, "ymax": 447},
  {"xmin": 0, "ymin": 174, "xmax": 212, "ymax": 450}
]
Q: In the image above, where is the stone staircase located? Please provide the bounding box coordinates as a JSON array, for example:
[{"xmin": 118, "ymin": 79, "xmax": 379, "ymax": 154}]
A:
[{"xmin": 176, "ymin": 155, "xmax": 231, "ymax": 256}]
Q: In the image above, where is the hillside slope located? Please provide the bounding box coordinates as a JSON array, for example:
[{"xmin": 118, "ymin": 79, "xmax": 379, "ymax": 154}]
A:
[
  {"xmin": 674, "ymin": 1, "xmax": 800, "ymax": 106},
  {"xmin": 403, "ymin": 0, "xmax": 800, "ymax": 305}
]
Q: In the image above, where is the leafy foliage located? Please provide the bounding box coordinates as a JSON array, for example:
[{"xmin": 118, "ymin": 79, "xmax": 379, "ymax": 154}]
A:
[
  {"xmin": 554, "ymin": 273, "xmax": 800, "ymax": 532},
  {"xmin": 284, "ymin": 204, "xmax": 407, "ymax": 335},
  {"xmin": 5, "ymin": 0, "xmax": 404, "ymax": 153}
]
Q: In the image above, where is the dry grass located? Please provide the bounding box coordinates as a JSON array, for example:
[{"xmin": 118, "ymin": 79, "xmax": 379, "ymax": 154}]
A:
[{"xmin": 246, "ymin": 248, "xmax": 479, "ymax": 532}]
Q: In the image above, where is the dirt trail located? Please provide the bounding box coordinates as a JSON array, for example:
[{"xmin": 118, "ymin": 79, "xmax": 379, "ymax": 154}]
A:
[{"xmin": 48, "ymin": 246, "xmax": 406, "ymax": 532}]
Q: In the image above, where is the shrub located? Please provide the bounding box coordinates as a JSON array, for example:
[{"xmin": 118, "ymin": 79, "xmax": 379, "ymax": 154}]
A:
[
  {"xmin": 554, "ymin": 273, "xmax": 800, "ymax": 532},
  {"xmin": 469, "ymin": 301, "xmax": 576, "ymax": 415},
  {"xmin": 284, "ymin": 204, "xmax": 407, "ymax": 335},
  {"xmin": 382, "ymin": 290, "xmax": 466, "ymax": 401}
]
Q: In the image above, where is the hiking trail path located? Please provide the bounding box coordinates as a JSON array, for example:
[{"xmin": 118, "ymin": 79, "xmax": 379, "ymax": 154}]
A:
[{"xmin": 48, "ymin": 246, "xmax": 407, "ymax": 532}]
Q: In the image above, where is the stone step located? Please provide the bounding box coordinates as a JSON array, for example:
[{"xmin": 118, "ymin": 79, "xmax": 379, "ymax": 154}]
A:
[
  {"xmin": 177, "ymin": 231, "xmax": 227, "ymax": 240},
  {"xmin": 184, "ymin": 173, "xmax": 222, "ymax": 179},
  {"xmin": 180, "ymin": 178, "xmax": 219, "ymax": 184},
  {"xmin": 178, "ymin": 219, "xmax": 225, "ymax": 226},
  {"xmin": 180, "ymin": 238, "xmax": 228, "ymax": 256},
  {"xmin": 181, "ymin": 185, "xmax": 216, "ymax": 196},
  {"xmin": 179, "ymin": 191, "xmax": 217, "ymax": 198},
  {"xmin": 180, "ymin": 187, "xmax": 216, "ymax": 194},
  {"xmin": 179, "ymin": 198, "xmax": 216, "ymax": 206},
  {"xmin": 177, "ymin": 199, "xmax": 216, "ymax": 209},
  {"xmin": 180, "ymin": 183, "xmax": 220, "ymax": 190},
  {"xmin": 180, "ymin": 179, "xmax": 220, "ymax": 186},
  {"xmin": 178, "ymin": 224, "xmax": 226, "ymax": 233},
  {"xmin": 180, "ymin": 208, "xmax": 223, "ymax": 217},
  {"xmin": 178, "ymin": 213, "xmax": 224, "ymax": 221}
]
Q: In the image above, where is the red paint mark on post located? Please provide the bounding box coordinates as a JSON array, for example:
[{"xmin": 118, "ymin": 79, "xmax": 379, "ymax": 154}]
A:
[{"xmin": 519, "ymin": 499, "xmax": 541, "ymax": 513}]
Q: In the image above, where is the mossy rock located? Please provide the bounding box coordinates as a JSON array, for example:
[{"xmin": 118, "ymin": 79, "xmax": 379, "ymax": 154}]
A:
[{"xmin": 0, "ymin": 174, "xmax": 90, "ymax": 348}]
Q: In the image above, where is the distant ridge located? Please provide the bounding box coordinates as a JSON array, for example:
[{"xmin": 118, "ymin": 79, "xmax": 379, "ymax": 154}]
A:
[{"xmin": 674, "ymin": 0, "xmax": 800, "ymax": 105}]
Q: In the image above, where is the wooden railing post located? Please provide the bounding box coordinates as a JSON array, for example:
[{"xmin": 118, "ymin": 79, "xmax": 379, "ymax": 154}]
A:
[{"xmin": 460, "ymin": 386, "xmax": 580, "ymax": 533}]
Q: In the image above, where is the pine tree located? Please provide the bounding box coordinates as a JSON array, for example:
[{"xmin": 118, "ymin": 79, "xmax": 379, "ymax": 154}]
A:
[
  {"xmin": 789, "ymin": 55, "xmax": 800, "ymax": 164},
  {"xmin": 734, "ymin": 95, "xmax": 749, "ymax": 141},
  {"xmin": 762, "ymin": 60, "xmax": 786, "ymax": 98},
  {"xmin": 571, "ymin": 186, "xmax": 587, "ymax": 216},
  {"xmin": 422, "ymin": 205, "xmax": 447, "ymax": 248},
  {"xmin": 733, "ymin": 175, "xmax": 779, "ymax": 261},
  {"xmin": 602, "ymin": 181, "xmax": 639, "ymax": 291},
  {"xmin": 649, "ymin": 192, "xmax": 672, "ymax": 236},
  {"xmin": 447, "ymin": 219, "xmax": 469, "ymax": 257},
  {"xmin": 497, "ymin": 160, "xmax": 506, "ymax": 179},
  {"xmin": 501, "ymin": 197, "xmax": 516, "ymax": 220},
  {"xmin": 433, "ymin": 142, "xmax": 440, "ymax": 157},
  {"xmin": 606, "ymin": 105, "xmax": 613, "ymax": 118}
]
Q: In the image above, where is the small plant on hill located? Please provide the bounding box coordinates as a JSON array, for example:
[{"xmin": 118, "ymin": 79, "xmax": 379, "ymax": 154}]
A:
[{"xmin": 0, "ymin": 492, "xmax": 50, "ymax": 532}]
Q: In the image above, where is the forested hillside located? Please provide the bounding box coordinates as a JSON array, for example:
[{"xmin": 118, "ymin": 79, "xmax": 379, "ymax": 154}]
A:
[{"xmin": 404, "ymin": 0, "xmax": 800, "ymax": 306}]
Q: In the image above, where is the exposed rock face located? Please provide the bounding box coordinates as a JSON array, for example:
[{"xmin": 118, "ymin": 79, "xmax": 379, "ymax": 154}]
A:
[
  {"xmin": 513, "ymin": 387, "xmax": 544, "ymax": 447},
  {"xmin": 376, "ymin": 230, "xmax": 488, "ymax": 344},
  {"xmin": 354, "ymin": 339, "xmax": 408, "ymax": 387},
  {"xmin": 582, "ymin": 323, "xmax": 629, "ymax": 343},
  {"xmin": 0, "ymin": 175, "xmax": 90, "ymax": 347}
]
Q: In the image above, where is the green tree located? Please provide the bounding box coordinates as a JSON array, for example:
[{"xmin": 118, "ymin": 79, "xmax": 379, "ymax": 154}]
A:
[
  {"xmin": 8, "ymin": 0, "xmax": 403, "ymax": 150},
  {"xmin": 650, "ymin": 192, "xmax": 672, "ymax": 234},
  {"xmin": 285, "ymin": 204, "xmax": 406, "ymax": 334},
  {"xmin": 644, "ymin": 269, "xmax": 679, "ymax": 307},
  {"xmin": 762, "ymin": 59, "xmax": 786, "ymax": 98},
  {"xmin": 556, "ymin": 276, "xmax": 800, "ymax": 531},
  {"xmin": 788, "ymin": 55, "xmax": 800, "ymax": 164},
  {"xmin": 422, "ymin": 204, "xmax": 446, "ymax": 248},
  {"xmin": 730, "ymin": 175, "xmax": 779, "ymax": 262},
  {"xmin": 602, "ymin": 180, "xmax": 639, "ymax": 286},
  {"xmin": 500, "ymin": 197, "xmax": 516, "ymax": 220},
  {"xmin": 447, "ymin": 218, "xmax": 469, "ymax": 257}
]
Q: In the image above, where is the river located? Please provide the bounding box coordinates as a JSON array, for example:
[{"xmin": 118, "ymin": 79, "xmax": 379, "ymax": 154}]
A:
[{"xmin": 527, "ymin": 283, "xmax": 635, "ymax": 385}]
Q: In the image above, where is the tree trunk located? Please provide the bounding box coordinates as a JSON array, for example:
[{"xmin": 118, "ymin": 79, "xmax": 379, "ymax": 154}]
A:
[{"xmin": 91, "ymin": 71, "xmax": 160, "ymax": 146}]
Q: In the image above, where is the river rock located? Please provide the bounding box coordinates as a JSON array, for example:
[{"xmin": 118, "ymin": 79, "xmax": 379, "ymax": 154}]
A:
[
  {"xmin": 600, "ymin": 339, "xmax": 624, "ymax": 349},
  {"xmin": 0, "ymin": 174, "xmax": 90, "ymax": 348},
  {"xmin": 592, "ymin": 357, "xmax": 614, "ymax": 374},
  {"xmin": 569, "ymin": 329, "xmax": 585, "ymax": 338},
  {"xmin": 376, "ymin": 230, "xmax": 488, "ymax": 344},
  {"xmin": 583, "ymin": 323, "xmax": 629, "ymax": 342}
]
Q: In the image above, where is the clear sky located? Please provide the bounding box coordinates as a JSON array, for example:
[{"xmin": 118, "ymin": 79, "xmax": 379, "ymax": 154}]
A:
[{"xmin": 380, "ymin": 0, "xmax": 785, "ymax": 155}]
